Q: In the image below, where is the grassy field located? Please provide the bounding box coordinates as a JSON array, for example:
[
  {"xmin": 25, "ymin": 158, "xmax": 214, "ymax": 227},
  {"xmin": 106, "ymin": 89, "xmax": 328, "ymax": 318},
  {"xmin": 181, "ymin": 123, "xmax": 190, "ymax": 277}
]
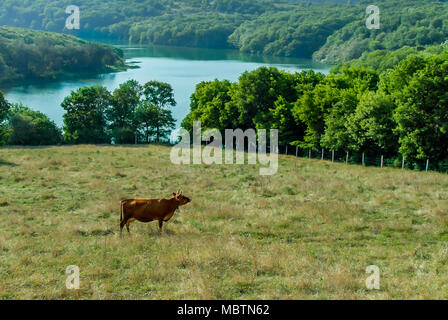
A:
[{"xmin": 0, "ymin": 145, "xmax": 448, "ymax": 299}]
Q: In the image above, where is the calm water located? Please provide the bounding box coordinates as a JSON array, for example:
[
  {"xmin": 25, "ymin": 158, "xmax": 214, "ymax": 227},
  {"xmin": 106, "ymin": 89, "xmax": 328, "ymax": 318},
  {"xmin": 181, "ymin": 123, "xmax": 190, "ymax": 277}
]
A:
[{"xmin": 4, "ymin": 45, "xmax": 330, "ymax": 127}]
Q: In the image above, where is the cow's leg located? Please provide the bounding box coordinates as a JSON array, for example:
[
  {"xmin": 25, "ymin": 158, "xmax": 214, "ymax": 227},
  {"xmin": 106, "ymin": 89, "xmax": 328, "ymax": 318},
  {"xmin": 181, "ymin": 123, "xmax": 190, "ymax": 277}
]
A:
[
  {"xmin": 120, "ymin": 218, "xmax": 127, "ymax": 237},
  {"xmin": 158, "ymin": 220, "xmax": 163, "ymax": 234},
  {"xmin": 126, "ymin": 220, "xmax": 131, "ymax": 234}
]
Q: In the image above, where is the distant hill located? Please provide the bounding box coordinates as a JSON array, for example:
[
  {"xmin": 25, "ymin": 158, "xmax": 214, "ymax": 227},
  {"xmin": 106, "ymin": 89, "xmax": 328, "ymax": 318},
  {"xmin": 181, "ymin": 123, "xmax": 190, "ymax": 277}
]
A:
[
  {"xmin": 313, "ymin": 0, "xmax": 448, "ymax": 63},
  {"xmin": 0, "ymin": 27, "xmax": 126, "ymax": 86},
  {"xmin": 229, "ymin": 0, "xmax": 448, "ymax": 62},
  {"xmin": 1, "ymin": 0, "xmax": 447, "ymax": 62}
]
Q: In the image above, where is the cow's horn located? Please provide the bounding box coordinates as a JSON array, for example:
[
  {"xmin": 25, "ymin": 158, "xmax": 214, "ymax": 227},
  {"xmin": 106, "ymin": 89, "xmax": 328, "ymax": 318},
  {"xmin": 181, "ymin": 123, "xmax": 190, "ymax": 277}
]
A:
[{"xmin": 177, "ymin": 189, "xmax": 180, "ymax": 194}]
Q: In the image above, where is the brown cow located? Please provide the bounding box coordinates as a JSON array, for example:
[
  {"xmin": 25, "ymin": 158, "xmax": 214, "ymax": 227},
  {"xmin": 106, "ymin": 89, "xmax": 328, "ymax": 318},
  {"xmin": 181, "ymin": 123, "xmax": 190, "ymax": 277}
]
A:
[{"xmin": 120, "ymin": 190, "xmax": 191, "ymax": 235}]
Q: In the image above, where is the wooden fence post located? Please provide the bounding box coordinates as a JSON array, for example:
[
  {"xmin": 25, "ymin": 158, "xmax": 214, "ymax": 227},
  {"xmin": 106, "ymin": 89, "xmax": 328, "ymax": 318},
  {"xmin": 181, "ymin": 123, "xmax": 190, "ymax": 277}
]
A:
[
  {"xmin": 332, "ymin": 150, "xmax": 335, "ymax": 162},
  {"xmin": 321, "ymin": 148, "xmax": 324, "ymax": 161},
  {"xmin": 286, "ymin": 145, "xmax": 288, "ymax": 155},
  {"xmin": 362, "ymin": 152, "xmax": 365, "ymax": 166},
  {"xmin": 381, "ymin": 155, "xmax": 384, "ymax": 168},
  {"xmin": 402, "ymin": 156, "xmax": 405, "ymax": 169},
  {"xmin": 309, "ymin": 148, "xmax": 311, "ymax": 159},
  {"xmin": 296, "ymin": 146, "xmax": 298, "ymax": 157},
  {"xmin": 346, "ymin": 152, "xmax": 349, "ymax": 164},
  {"xmin": 426, "ymin": 159, "xmax": 429, "ymax": 172}
]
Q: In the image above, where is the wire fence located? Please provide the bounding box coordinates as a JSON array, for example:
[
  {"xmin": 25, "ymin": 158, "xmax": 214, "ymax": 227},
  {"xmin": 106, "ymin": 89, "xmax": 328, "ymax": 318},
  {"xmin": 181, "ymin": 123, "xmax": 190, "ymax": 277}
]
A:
[
  {"xmin": 279, "ymin": 145, "xmax": 448, "ymax": 173},
  {"xmin": 140, "ymin": 139, "xmax": 448, "ymax": 173}
]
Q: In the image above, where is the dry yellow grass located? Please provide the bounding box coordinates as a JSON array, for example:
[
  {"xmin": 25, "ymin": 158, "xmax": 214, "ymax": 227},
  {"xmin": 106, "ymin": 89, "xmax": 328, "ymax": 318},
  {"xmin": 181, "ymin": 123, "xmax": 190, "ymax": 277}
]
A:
[{"xmin": 0, "ymin": 145, "xmax": 448, "ymax": 299}]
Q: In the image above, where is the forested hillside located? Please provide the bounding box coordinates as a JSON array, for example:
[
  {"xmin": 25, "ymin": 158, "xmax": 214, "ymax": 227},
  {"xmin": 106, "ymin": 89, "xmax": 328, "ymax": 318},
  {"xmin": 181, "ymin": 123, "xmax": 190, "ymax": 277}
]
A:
[
  {"xmin": 313, "ymin": 0, "xmax": 448, "ymax": 62},
  {"xmin": 228, "ymin": 3, "xmax": 359, "ymax": 58},
  {"xmin": 2, "ymin": 0, "xmax": 448, "ymax": 62},
  {"xmin": 0, "ymin": 27, "xmax": 126, "ymax": 86}
]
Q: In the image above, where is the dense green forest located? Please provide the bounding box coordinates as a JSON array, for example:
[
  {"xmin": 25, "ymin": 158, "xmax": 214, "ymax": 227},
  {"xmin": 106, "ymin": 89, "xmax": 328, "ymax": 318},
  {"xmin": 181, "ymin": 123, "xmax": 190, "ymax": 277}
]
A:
[
  {"xmin": 2, "ymin": 0, "xmax": 448, "ymax": 62},
  {"xmin": 0, "ymin": 27, "xmax": 126, "ymax": 86},
  {"xmin": 181, "ymin": 44, "xmax": 448, "ymax": 170}
]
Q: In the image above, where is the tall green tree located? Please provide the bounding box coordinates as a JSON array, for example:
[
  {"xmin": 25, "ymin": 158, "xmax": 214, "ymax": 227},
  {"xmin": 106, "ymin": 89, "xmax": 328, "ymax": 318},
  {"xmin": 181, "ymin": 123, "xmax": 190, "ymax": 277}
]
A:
[
  {"xmin": 294, "ymin": 67, "xmax": 379, "ymax": 150},
  {"xmin": 392, "ymin": 53, "xmax": 448, "ymax": 162},
  {"xmin": 225, "ymin": 67, "xmax": 297, "ymax": 129},
  {"xmin": 137, "ymin": 81, "xmax": 177, "ymax": 143},
  {"xmin": 254, "ymin": 70, "xmax": 325, "ymax": 146},
  {"xmin": 7, "ymin": 104, "xmax": 62, "ymax": 145},
  {"xmin": 0, "ymin": 91, "xmax": 10, "ymax": 145},
  {"xmin": 143, "ymin": 81, "xmax": 177, "ymax": 109},
  {"xmin": 253, "ymin": 96, "xmax": 298, "ymax": 146},
  {"xmin": 346, "ymin": 91, "xmax": 398, "ymax": 155},
  {"xmin": 136, "ymin": 102, "xmax": 175, "ymax": 143},
  {"xmin": 62, "ymin": 86, "xmax": 111, "ymax": 144},
  {"xmin": 181, "ymin": 79, "xmax": 232, "ymax": 133},
  {"xmin": 292, "ymin": 84, "xmax": 341, "ymax": 149},
  {"xmin": 107, "ymin": 79, "xmax": 143, "ymax": 144},
  {"xmin": 320, "ymin": 89, "xmax": 358, "ymax": 151}
]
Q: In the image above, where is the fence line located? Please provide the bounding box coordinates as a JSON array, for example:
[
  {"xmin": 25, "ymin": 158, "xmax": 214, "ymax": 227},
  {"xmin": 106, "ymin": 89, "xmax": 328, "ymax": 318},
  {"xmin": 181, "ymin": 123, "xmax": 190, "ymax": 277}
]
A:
[
  {"xmin": 165, "ymin": 141, "xmax": 445, "ymax": 173},
  {"xmin": 280, "ymin": 145, "xmax": 442, "ymax": 173}
]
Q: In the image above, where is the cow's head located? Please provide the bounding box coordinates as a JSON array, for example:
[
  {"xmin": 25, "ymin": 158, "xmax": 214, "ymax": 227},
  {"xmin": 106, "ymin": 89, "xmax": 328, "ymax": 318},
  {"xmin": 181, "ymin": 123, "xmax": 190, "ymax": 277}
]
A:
[{"xmin": 173, "ymin": 189, "xmax": 192, "ymax": 206}]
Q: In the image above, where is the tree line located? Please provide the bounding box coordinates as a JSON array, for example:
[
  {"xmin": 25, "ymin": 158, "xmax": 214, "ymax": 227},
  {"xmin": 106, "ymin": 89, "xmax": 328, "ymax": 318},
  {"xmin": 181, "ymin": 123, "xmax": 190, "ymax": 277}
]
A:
[
  {"xmin": 0, "ymin": 80, "xmax": 176, "ymax": 146},
  {"xmin": 181, "ymin": 48, "xmax": 448, "ymax": 170}
]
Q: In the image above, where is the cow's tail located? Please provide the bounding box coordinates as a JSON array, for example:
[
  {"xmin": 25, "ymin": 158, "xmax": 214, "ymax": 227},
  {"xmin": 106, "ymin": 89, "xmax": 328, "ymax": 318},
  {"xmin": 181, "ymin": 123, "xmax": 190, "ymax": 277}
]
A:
[{"xmin": 120, "ymin": 200, "xmax": 124, "ymax": 223}]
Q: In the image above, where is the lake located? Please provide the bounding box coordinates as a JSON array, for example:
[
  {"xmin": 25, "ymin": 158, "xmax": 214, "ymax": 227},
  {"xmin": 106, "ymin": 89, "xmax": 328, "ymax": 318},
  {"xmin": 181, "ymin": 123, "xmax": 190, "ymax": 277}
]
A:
[{"xmin": 4, "ymin": 45, "xmax": 331, "ymax": 128}]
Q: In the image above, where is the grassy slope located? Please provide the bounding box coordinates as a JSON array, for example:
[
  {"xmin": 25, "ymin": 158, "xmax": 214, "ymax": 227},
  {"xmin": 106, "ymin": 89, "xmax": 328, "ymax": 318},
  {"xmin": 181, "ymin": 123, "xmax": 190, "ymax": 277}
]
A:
[{"xmin": 0, "ymin": 145, "xmax": 447, "ymax": 299}]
